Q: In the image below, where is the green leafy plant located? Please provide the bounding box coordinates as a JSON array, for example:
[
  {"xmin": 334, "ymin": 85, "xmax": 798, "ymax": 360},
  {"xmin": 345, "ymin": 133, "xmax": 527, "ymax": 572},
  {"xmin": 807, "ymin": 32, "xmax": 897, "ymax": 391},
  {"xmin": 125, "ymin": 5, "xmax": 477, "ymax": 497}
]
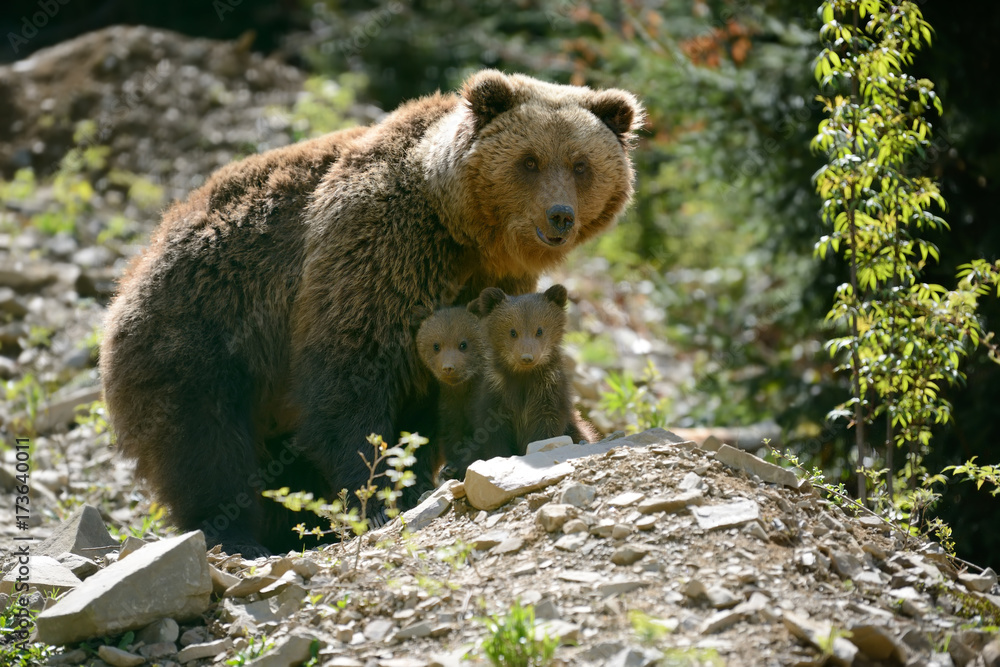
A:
[
  {"xmin": 599, "ymin": 361, "xmax": 670, "ymax": 433},
  {"xmin": 475, "ymin": 600, "xmax": 558, "ymax": 667},
  {"xmin": 225, "ymin": 635, "xmax": 274, "ymax": 666},
  {"xmin": 74, "ymin": 400, "xmax": 113, "ymax": 446},
  {"xmin": 628, "ymin": 609, "xmax": 675, "ymax": 646},
  {"xmin": 943, "ymin": 457, "xmax": 1000, "ymax": 497},
  {"xmin": 812, "ymin": 0, "xmax": 1000, "ymax": 507},
  {"xmin": 4, "ymin": 374, "xmax": 49, "ymax": 437},
  {"xmin": 0, "ymin": 597, "xmax": 55, "ymax": 666}
]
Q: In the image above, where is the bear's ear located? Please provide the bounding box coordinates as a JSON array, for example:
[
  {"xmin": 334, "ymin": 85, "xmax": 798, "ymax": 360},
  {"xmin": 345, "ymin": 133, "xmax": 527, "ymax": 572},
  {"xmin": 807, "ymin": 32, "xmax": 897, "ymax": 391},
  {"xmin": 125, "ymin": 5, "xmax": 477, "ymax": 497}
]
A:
[
  {"xmin": 463, "ymin": 70, "xmax": 517, "ymax": 130},
  {"xmin": 586, "ymin": 89, "xmax": 645, "ymax": 144},
  {"xmin": 469, "ymin": 287, "xmax": 507, "ymax": 317},
  {"xmin": 409, "ymin": 304, "xmax": 434, "ymax": 334},
  {"xmin": 544, "ymin": 284, "xmax": 568, "ymax": 309}
]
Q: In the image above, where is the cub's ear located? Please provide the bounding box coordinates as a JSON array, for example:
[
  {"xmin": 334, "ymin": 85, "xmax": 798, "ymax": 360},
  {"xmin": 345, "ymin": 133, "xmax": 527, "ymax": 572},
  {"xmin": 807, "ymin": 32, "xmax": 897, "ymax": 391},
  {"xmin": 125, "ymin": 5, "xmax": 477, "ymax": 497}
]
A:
[
  {"xmin": 409, "ymin": 304, "xmax": 434, "ymax": 333},
  {"xmin": 469, "ymin": 287, "xmax": 507, "ymax": 317},
  {"xmin": 587, "ymin": 89, "xmax": 646, "ymax": 145},
  {"xmin": 463, "ymin": 70, "xmax": 517, "ymax": 130},
  {"xmin": 544, "ymin": 284, "xmax": 568, "ymax": 309}
]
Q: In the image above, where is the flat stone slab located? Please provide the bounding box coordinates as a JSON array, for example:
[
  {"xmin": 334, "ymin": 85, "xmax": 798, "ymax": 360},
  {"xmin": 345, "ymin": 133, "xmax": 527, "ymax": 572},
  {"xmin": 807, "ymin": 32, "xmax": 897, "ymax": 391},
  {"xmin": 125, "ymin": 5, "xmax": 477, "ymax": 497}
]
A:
[
  {"xmin": 714, "ymin": 444, "xmax": 807, "ymax": 490},
  {"xmin": 607, "ymin": 491, "xmax": 645, "ymax": 507},
  {"xmin": 637, "ymin": 489, "xmax": 704, "ymax": 514},
  {"xmin": 465, "ymin": 457, "xmax": 574, "ymax": 511},
  {"xmin": 177, "ymin": 638, "xmax": 233, "ymax": 664},
  {"xmin": 558, "ymin": 570, "xmax": 602, "ymax": 584},
  {"xmin": 0, "ymin": 555, "xmax": 81, "ymax": 596},
  {"xmin": 691, "ymin": 499, "xmax": 760, "ymax": 530},
  {"xmin": 36, "ymin": 531, "xmax": 212, "ymax": 645},
  {"xmin": 526, "ymin": 435, "xmax": 574, "ymax": 454},
  {"xmin": 464, "ymin": 428, "xmax": 688, "ymax": 511}
]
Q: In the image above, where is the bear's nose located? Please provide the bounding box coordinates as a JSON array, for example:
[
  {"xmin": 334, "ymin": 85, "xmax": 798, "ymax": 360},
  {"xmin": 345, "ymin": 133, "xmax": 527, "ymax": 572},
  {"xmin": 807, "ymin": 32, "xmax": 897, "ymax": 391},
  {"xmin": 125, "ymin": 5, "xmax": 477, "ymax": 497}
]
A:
[
  {"xmin": 441, "ymin": 364, "xmax": 454, "ymax": 375},
  {"xmin": 546, "ymin": 205, "xmax": 575, "ymax": 233},
  {"xmin": 520, "ymin": 353, "xmax": 534, "ymax": 364}
]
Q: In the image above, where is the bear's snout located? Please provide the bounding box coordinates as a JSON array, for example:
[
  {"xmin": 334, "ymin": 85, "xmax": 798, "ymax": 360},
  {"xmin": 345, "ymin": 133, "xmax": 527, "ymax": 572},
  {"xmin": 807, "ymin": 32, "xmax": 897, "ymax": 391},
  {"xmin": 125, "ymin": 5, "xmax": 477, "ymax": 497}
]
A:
[
  {"xmin": 546, "ymin": 205, "xmax": 575, "ymax": 233},
  {"xmin": 536, "ymin": 204, "xmax": 575, "ymax": 247}
]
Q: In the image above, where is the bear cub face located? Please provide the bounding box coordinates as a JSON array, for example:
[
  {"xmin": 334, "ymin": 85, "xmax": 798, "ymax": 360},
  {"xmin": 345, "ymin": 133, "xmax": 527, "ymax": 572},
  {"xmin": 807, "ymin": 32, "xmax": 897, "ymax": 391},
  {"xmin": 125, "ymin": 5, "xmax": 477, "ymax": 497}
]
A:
[
  {"xmin": 416, "ymin": 307, "xmax": 485, "ymax": 386},
  {"xmin": 472, "ymin": 284, "xmax": 569, "ymax": 374}
]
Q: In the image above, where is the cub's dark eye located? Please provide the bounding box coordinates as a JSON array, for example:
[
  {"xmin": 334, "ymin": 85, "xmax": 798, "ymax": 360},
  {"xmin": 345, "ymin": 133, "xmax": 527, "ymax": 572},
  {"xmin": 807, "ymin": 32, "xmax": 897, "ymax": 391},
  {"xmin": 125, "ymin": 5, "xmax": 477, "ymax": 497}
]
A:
[
  {"xmin": 459, "ymin": 340, "xmax": 468, "ymax": 351},
  {"xmin": 573, "ymin": 161, "xmax": 587, "ymax": 175},
  {"xmin": 536, "ymin": 327, "xmax": 543, "ymax": 337},
  {"xmin": 523, "ymin": 157, "xmax": 538, "ymax": 172},
  {"xmin": 432, "ymin": 343, "xmax": 440, "ymax": 352},
  {"xmin": 510, "ymin": 329, "xmax": 518, "ymax": 339}
]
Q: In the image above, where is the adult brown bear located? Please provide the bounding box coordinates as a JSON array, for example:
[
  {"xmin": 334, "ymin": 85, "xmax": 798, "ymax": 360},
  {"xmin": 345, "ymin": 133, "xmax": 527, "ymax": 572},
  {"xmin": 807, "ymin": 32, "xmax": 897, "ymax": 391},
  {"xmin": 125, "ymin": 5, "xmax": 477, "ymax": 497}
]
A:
[{"xmin": 100, "ymin": 70, "xmax": 643, "ymax": 556}]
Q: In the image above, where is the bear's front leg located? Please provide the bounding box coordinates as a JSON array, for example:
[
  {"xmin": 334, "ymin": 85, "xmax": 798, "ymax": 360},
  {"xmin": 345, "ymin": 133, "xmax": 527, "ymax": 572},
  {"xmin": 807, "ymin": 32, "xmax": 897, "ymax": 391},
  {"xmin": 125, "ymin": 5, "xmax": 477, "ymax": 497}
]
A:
[{"xmin": 291, "ymin": 343, "xmax": 410, "ymax": 523}]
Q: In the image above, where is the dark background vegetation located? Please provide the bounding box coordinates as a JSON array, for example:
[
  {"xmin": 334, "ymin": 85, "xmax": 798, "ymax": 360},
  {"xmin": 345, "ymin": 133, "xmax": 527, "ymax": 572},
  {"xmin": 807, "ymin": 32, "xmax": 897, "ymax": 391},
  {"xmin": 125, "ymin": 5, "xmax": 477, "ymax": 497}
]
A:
[{"xmin": 2, "ymin": 0, "xmax": 998, "ymax": 568}]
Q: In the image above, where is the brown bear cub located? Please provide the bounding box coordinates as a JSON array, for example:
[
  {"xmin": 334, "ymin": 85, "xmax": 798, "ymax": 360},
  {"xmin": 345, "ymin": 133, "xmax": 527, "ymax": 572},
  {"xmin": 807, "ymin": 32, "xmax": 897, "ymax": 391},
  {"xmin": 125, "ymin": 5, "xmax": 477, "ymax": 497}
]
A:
[
  {"xmin": 101, "ymin": 70, "xmax": 643, "ymax": 556},
  {"xmin": 415, "ymin": 307, "xmax": 485, "ymax": 483},
  {"xmin": 453, "ymin": 284, "xmax": 595, "ymax": 470}
]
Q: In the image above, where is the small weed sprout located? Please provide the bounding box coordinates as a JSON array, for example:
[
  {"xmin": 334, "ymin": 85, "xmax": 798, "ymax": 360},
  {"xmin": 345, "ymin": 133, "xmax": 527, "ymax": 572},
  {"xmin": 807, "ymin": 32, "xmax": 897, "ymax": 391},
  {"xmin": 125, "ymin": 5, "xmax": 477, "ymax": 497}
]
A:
[
  {"xmin": 628, "ymin": 610, "xmax": 675, "ymax": 646},
  {"xmin": 474, "ymin": 600, "xmax": 559, "ymax": 667},
  {"xmin": 225, "ymin": 635, "xmax": 274, "ymax": 666},
  {"xmin": 600, "ymin": 360, "xmax": 670, "ymax": 433}
]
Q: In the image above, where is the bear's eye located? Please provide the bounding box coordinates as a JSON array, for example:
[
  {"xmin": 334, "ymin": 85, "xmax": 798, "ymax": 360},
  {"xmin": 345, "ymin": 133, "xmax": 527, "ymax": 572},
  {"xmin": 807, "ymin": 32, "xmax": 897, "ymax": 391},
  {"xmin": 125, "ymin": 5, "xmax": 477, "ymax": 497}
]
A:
[
  {"xmin": 433, "ymin": 343, "xmax": 440, "ymax": 352},
  {"xmin": 523, "ymin": 157, "xmax": 538, "ymax": 172},
  {"xmin": 459, "ymin": 340, "xmax": 468, "ymax": 351},
  {"xmin": 510, "ymin": 329, "xmax": 518, "ymax": 339},
  {"xmin": 573, "ymin": 160, "xmax": 587, "ymax": 175},
  {"xmin": 536, "ymin": 327, "xmax": 543, "ymax": 337}
]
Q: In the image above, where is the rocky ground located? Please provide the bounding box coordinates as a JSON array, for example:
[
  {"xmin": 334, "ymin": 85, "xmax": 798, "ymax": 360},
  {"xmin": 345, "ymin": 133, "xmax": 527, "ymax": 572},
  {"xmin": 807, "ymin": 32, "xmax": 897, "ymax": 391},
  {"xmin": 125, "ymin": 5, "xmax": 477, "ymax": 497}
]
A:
[
  {"xmin": 1, "ymin": 25, "xmax": 999, "ymax": 667},
  {"xmin": 5, "ymin": 429, "xmax": 1000, "ymax": 666}
]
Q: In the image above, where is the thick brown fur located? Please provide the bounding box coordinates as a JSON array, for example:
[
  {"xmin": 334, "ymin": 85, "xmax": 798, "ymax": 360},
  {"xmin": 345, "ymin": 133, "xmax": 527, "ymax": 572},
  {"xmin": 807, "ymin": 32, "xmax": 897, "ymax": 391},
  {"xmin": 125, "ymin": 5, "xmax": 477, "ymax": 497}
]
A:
[
  {"xmin": 453, "ymin": 284, "xmax": 594, "ymax": 472},
  {"xmin": 100, "ymin": 70, "xmax": 643, "ymax": 556},
  {"xmin": 415, "ymin": 307, "xmax": 485, "ymax": 482}
]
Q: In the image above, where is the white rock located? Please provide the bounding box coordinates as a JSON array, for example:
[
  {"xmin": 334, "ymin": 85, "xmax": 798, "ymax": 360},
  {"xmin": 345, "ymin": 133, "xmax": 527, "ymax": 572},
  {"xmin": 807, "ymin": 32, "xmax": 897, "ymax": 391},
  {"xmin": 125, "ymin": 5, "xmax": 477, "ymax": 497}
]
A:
[
  {"xmin": 638, "ymin": 490, "xmax": 704, "ymax": 515},
  {"xmin": 553, "ymin": 533, "xmax": 588, "ymax": 552},
  {"xmin": 559, "ymin": 483, "xmax": 596, "ymax": 508},
  {"xmin": 465, "ymin": 457, "xmax": 573, "ymax": 511},
  {"xmin": 177, "ymin": 638, "xmax": 233, "ymax": 663},
  {"xmin": 691, "ymin": 499, "xmax": 760, "ymax": 530},
  {"xmin": 401, "ymin": 480, "xmax": 460, "ymax": 531},
  {"xmin": 536, "ymin": 504, "xmax": 575, "ymax": 533},
  {"xmin": 714, "ymin": 444, "xmax": 807, "ymax": 490},
  {"xmin": 97, "ymin": 646, "xmax": 144, "ymax": 667},
  {"xmin": 959, "ymin": 567, "xmax": 997, "ymax": 593},
  {"xmin": 607, "ymin": 491, "xmax": 645, "ymax": 507},
  {"xmin": 0, "ymin": 555, "xmax": 81, "ymax": 596},
  {"xmin": 37, "ymin": 504, "xmax": 118, "ymax": 559},
  {"xmin": 526, "ymin": 435, "xmax": 574, "ymax": 454},
  {"xmin": 247, "ymin": 633, "xmax": 319, "ymax": 667},
  {"xmin": 464, "ymin": 429, "xmax": 686, "ymax": 510}
]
